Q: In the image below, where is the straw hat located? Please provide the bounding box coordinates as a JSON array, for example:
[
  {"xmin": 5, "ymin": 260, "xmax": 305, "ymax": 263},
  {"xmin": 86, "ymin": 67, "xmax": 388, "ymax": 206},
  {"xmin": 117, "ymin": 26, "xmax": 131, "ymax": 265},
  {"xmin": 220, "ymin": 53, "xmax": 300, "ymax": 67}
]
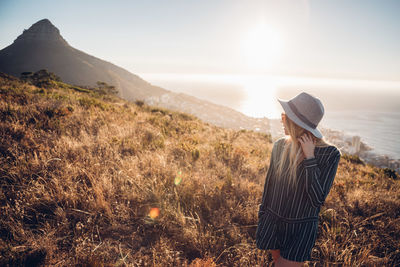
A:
[{"xmin": 277, "ymin": 92, "xmax": 324, "ymax": 138}]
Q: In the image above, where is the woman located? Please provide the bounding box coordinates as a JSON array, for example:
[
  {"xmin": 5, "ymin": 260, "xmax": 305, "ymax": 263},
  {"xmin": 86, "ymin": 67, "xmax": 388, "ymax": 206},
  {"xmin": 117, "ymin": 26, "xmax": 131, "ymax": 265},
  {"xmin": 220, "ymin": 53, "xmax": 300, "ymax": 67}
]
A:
[{"xmin": 256, "ymin": 92, "xmax": 341, "ymax": 266}]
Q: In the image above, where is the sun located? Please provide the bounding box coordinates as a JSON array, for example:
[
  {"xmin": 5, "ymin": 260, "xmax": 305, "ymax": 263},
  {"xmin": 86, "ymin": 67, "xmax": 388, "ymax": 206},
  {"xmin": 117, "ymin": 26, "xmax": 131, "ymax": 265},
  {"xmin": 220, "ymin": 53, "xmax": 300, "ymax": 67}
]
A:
[
  {"xmin": 242, "ymin": 23, "xmax": 284, "ymax": 71},
  {"xmin": 238, "ymin": 75, "xmax": 280, "ymax": 119}
]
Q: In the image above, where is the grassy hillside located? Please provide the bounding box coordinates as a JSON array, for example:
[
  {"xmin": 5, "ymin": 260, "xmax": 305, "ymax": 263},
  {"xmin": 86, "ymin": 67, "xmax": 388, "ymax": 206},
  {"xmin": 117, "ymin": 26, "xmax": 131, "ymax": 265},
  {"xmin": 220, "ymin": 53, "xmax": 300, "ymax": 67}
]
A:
[{"xmin": 0, "ymin": 73, "xmax": 399, "ymax": 266}]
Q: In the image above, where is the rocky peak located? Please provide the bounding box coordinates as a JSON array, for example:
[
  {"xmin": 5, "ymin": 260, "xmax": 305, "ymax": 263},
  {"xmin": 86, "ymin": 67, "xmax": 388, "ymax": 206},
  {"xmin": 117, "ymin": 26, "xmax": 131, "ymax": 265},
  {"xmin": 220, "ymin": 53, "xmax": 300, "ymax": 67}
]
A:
[{"xmin": 14, "ymin": 19, "xmax": 68, "ymax": 45}]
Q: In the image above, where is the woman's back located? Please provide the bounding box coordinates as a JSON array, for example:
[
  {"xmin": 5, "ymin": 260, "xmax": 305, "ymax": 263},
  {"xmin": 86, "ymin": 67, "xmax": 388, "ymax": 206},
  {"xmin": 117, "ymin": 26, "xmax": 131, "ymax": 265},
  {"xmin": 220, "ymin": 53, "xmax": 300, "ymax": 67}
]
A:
[{"xmin": 260, "ymin": 137, "xmax": 341, "ymax": 220}]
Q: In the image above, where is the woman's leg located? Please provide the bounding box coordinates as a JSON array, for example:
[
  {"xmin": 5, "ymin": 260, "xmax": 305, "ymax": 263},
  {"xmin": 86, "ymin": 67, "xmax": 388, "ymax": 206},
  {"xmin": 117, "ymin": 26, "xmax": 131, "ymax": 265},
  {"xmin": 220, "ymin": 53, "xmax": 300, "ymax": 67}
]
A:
[
  {"xmin": 274, "ymin": 255, "xmax": 303, "ymax": 267},
  {"xmin": 270, "ymin": 249, "xmax": 281, "ymax": 262}
]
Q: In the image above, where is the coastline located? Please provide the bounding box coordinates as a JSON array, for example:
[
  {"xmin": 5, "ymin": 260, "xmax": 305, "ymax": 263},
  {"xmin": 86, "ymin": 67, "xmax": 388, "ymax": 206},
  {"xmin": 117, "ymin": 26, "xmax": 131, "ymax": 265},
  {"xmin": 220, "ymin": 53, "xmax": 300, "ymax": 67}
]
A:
[{"xmin": 269, "ymin": 119, "xmax": 400, "ymax": 174}]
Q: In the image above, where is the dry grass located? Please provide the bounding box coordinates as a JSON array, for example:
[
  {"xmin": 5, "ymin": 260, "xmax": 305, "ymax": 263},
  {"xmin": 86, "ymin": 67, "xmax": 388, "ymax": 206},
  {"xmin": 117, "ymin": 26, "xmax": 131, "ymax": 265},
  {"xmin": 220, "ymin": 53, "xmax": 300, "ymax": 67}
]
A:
[{"xmin": 0, "ymin": 73, "xmax": 399, "ymax": 266}]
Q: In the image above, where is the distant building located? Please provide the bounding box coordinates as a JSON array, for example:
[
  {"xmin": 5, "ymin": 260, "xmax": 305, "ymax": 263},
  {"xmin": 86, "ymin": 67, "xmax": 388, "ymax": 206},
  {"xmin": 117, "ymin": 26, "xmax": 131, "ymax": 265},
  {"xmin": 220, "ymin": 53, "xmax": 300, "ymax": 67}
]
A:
[
  {"xmin": 352, "ymin": 136, "xmax": 361, "ymax": 154},
  {"xmin": 389, "ymin": 159, "xmax": 399, "ymax": 170}
]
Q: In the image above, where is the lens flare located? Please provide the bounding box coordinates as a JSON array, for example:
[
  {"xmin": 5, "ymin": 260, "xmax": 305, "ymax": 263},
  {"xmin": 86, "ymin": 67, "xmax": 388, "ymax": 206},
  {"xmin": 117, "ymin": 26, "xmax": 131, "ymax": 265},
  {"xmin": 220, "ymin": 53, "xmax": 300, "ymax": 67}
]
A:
[
  {"xmin": 174, "ymin": 170, "xmax": 183, "ymax": 185},
  {"xmin": 149, "ymin": 207, "xmax": 160, "ymax": 219}
]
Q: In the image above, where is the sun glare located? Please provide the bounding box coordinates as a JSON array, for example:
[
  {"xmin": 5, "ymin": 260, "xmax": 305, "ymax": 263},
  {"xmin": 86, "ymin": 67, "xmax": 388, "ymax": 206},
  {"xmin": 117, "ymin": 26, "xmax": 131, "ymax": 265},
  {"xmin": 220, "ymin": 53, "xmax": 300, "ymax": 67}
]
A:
[
  {"xmin": 242, "ymin": 23, "xmax": 284, "ymax": 71},
  {"xmin": 239, "ymin": 75, "xmax": 280, "ymax": 119}
]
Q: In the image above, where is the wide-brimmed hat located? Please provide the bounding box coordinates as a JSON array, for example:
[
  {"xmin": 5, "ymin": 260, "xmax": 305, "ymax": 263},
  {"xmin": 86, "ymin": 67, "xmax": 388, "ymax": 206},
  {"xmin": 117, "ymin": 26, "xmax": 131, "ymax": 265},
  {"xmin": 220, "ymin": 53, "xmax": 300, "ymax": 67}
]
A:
[{"xmin": 277, "ymin": 92, "xmax": 324, "ymax": 139}]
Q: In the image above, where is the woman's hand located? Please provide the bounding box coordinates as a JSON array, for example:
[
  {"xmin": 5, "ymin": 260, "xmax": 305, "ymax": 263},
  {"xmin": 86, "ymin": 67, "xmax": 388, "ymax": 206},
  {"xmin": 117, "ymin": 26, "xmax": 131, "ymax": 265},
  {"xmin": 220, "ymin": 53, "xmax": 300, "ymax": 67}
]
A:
[{"xmin": 298, "ymin": 133, "xmax": 316, "ymax": 159}]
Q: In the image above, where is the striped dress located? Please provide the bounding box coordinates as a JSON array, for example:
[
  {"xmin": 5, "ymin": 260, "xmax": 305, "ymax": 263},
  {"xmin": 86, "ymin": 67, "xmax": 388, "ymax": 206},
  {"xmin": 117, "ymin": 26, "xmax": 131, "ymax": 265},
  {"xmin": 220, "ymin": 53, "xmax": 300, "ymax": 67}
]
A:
[{"xmin": 256, "ymin": 137, "xmax": 341, "ymax": 262}]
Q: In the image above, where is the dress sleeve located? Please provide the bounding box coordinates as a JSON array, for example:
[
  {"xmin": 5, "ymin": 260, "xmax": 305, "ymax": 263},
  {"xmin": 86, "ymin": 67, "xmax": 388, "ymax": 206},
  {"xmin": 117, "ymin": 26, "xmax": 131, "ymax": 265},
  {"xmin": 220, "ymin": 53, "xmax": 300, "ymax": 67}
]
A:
[
  {"xmin": 258, "ymin": 140, "xmax": 278, "ymax": 219},
  {"xmin": 301, "ymin": 148, "xmax": 341, "ymax": 208}
]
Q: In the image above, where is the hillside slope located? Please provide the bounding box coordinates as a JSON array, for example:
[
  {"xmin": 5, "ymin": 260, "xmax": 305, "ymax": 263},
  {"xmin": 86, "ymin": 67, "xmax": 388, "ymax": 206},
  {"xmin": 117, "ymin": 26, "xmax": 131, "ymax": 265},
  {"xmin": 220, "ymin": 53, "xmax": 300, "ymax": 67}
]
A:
[{"xmin": 0, "ymin": 73, "xmax": 399, "ymax": 266}]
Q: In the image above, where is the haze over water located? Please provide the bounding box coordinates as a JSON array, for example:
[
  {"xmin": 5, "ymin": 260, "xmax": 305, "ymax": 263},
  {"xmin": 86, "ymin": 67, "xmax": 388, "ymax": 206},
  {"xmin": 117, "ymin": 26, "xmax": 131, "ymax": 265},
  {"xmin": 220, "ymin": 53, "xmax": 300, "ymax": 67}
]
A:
[{"xmin": 140, "ymin": 73, "xmax": 400, "ymax": 159}]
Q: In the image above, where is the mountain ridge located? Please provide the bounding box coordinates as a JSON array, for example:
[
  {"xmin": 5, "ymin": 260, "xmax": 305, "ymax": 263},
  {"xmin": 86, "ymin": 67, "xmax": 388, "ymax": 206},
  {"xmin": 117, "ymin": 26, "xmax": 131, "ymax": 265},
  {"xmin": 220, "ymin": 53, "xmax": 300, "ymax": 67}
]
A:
[{"xmin": 13, "ymin": 18, "xmax": 68, "ymax": 45}]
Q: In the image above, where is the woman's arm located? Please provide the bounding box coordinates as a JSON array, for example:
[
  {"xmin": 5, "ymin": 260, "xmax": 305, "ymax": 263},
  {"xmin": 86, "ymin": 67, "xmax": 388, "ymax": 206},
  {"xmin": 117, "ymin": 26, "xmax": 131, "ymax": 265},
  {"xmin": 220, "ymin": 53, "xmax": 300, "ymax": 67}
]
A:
[{"xmin": 302, "ymin": 149, "xmax": 341, "ymax": 208}]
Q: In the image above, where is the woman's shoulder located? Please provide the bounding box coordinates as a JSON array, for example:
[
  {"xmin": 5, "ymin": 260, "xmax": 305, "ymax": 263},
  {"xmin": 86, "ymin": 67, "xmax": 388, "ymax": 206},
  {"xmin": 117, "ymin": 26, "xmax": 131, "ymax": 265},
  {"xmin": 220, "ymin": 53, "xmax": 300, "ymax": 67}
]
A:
[
  {"xmin": 315, "ymin": 144, "xmax": 342, "ymax": 164},
  {"xmin": 273, "ymin": 136, "xmax": 287, "ymax": 147},
  {"xmin": 316, "ymin": 144, "xmax": 341, "ymax": 154},
  {"xmin": 269, "ymin": 137, "xmax": 286, "ymax": 157}
]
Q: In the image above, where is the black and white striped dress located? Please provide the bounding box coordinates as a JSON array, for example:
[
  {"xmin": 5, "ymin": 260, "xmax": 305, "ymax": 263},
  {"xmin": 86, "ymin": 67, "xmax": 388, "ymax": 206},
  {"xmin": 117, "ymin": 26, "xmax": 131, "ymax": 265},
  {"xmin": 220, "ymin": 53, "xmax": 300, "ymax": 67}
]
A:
[{"xmin": 256, "ymin": 137, "xmax": 341, "ymax": 262}]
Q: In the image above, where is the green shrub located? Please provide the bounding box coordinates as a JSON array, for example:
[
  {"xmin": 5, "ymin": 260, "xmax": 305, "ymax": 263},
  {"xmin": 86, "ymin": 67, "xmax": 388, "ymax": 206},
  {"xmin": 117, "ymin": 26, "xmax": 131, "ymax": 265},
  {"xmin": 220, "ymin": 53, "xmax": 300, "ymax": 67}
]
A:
[
  {"xmin": 191, "ymin": 148, "xmax": 200, "ymax": 161},
  {"xmin": 135, "ymin": 100, "xmax": 145, "ymax": 107},
  {"xmin": 177, "ymin": 112, "xmax": 195, "ymax": 121},
  {"xmin": 342, "ymin": 153, "xmax": 365, "ymax": 165},
  {"xmin": 96, "ymin": 81, "xmax": 118, "ymax": 95},
  {"xmin": 142, "ymin": 131, "xmax": 165, "ymax": 150},
  {"xmin": 78, "ymin": 97, "xmax": 108, "ymax": 110},
  {"xmin": 382, "ymin": 168, "xmax": 398, "ymax": 180},
  {"xmin": 71, "ymin": 85, "xmax": 91, "ymax": 93},
  {"xmin": 214, "ymin": 141, "xmax": 232, "ymax": 163},
  {"xmin": 151, "ymin": 107, "xmax": 167, "ymax": 115}
]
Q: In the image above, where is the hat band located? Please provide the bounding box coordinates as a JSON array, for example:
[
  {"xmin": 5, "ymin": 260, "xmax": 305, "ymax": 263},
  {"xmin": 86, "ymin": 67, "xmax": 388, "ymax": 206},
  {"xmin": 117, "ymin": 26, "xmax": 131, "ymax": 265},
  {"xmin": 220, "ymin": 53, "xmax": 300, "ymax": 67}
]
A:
[{"xmin": 288, "ymin": 101, "xmax": 317, "ymax": 129}]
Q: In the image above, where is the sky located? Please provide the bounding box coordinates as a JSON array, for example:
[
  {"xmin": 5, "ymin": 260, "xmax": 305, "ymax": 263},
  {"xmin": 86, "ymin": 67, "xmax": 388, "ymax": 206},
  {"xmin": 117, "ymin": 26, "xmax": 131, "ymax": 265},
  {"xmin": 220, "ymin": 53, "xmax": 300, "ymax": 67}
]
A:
[{"xmin": 0, "ymin": 0, "xmax": 399, "ymax": 81}]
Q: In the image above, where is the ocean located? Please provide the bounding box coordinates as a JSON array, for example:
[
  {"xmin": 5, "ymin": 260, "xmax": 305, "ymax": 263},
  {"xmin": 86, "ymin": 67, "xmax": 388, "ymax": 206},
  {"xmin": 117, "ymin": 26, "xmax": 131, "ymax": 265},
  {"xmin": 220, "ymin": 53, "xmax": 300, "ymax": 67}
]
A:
[
  {"xmin": 138, "ymin": 73, "xmax": 400, "ymax": 159},
  {"xmin": 320, "ymin": 110, "xmax": 400, "ymax": 159}
]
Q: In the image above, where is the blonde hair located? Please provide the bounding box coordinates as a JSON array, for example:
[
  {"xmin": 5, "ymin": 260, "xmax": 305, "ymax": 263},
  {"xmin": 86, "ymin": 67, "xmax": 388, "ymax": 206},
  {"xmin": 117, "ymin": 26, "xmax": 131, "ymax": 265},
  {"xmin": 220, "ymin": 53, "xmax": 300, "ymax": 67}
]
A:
[{"xmin": 274, "ymin": 114, "xmax": 333, "ymax": 189}]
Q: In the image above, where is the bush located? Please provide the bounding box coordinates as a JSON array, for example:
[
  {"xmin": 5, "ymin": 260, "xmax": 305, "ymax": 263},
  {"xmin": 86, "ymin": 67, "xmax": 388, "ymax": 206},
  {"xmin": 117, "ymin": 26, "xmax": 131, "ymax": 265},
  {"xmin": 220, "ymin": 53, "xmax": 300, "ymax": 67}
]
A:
[
  {"xmin": 134, "ymin": 100, "xmax": 145, "ymax": 107},
  {"xmin": 191, "ymin": 149, "xmax": 200, "ymax": 161},
  {"xmin": 382, "ymin": 168, "xmax": 398, "ymax": 180},
  {"xmin": 342, "ymin": 153, "xmax": 365, "ymax": 165},
  {"xmin": 95, "ymin": 81, "xmax": 118, "ymax": 95},
  {"xmin": 21, "ymin": 69, "xmax": 61, "ymax": 88}
]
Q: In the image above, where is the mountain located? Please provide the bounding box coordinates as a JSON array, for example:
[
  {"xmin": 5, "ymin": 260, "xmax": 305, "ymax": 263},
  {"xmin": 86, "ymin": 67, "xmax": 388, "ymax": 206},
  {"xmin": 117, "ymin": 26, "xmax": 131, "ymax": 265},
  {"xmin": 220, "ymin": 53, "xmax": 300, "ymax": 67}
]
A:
[
  {"xmin": 0, "ymin": 19, "xmax": 166, "ymax": 100},
  {"xmin": 0, "ymin": 19, "xmax": 269, "ymax": 132}
]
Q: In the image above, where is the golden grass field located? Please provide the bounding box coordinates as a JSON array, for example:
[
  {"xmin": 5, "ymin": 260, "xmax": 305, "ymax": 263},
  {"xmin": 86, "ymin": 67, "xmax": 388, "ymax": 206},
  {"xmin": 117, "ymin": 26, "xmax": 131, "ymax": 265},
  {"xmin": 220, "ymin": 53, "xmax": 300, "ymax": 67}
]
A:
[{"xmin": 0, "ymin": 73, "xmax": 399, "ymax": 266}]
